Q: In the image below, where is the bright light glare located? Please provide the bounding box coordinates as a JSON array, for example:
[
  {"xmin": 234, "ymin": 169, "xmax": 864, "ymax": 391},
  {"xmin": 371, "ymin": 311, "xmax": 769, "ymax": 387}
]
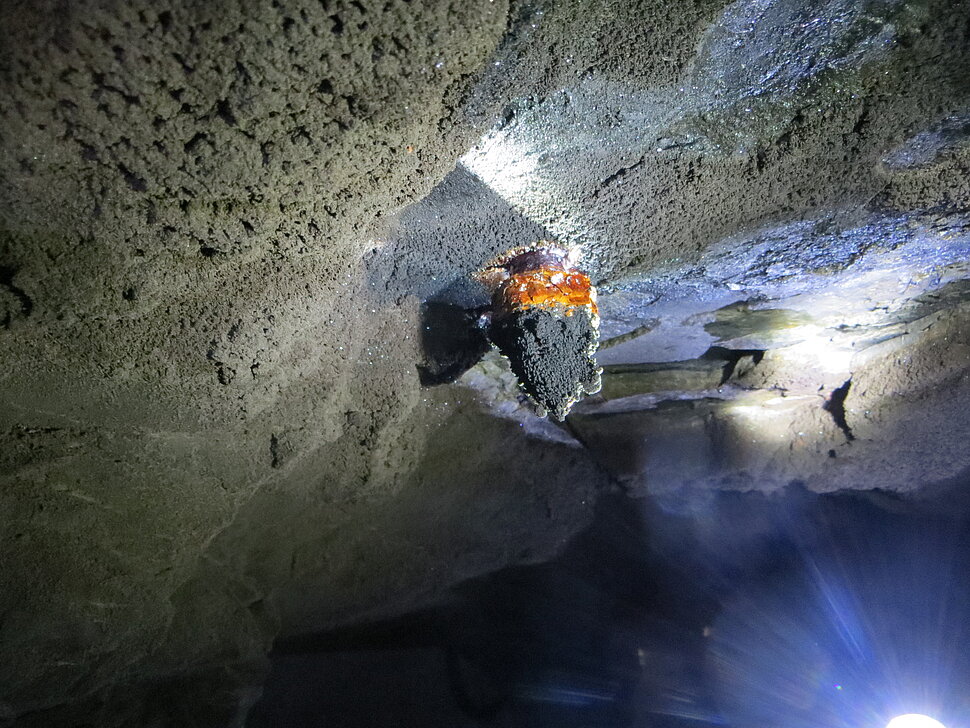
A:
[{"xmin": 886, "ymin": 715, "xmax": 947, "ymax": 728}]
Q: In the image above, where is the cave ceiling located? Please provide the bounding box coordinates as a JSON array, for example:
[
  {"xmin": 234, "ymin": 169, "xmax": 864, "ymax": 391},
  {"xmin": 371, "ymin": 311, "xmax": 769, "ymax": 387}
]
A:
[{"xmin": 1, "ymin": 0, "xmax": 969, "ymax": 725}]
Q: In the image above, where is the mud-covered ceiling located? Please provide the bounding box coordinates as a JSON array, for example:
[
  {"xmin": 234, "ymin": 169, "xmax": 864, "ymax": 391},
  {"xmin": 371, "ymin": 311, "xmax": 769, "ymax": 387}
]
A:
[{"xmin": 1, "ymin": 0, "xmax": 969, "ymax": 726}]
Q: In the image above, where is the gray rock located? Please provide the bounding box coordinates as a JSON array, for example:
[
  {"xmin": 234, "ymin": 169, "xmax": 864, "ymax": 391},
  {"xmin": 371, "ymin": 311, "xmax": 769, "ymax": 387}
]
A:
[{"xmin": 2, "ymin": 0, "xmax": 970, "ymax": 724}]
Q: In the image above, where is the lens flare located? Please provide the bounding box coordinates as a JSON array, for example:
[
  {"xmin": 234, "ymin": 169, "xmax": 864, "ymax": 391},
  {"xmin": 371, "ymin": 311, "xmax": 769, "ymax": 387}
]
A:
[{"xmin": 886, "ymin": 715, "xmax": 946, "ymax": 728}]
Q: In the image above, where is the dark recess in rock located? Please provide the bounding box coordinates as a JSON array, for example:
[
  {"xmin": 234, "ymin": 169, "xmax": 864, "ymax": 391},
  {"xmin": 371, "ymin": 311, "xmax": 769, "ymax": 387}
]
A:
[
  {"xmin": 824, "ymin": 378, "xmax": 856, "ymax": 441},
  {"xmin": 416, "ymin": 300, "xmax": 491, "ymax": 386},
  {"xmin": 0, "ymin": 266, "xmax": 34, "ymax": 325},
  {"xmin": 702, "ymin": 346, "xmax": 766, "ymax": 385}
]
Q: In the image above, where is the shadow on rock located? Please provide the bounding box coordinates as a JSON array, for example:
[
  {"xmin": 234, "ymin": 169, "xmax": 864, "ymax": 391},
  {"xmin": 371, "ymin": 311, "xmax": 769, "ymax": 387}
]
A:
[{"xmin": 416, "ymin": 299, "xmax": 491, "ymax": 386}]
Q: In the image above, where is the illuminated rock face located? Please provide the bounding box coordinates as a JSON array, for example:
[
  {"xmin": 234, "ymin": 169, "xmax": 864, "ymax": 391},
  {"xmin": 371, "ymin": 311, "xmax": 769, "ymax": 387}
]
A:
[
  {"xmin": 564, "ymin": 211, "xmax": 970, "ymax": 497},
  {"xmin": 2, "ymin": 0, "xmax": 970, "ymax": 725}
]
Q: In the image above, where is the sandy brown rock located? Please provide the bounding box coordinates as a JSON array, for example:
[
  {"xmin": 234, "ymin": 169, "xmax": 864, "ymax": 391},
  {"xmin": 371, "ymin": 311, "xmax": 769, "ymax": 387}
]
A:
[{"xmin": 0, "ymin": 0, "xmax": 516, "ymax": 722}]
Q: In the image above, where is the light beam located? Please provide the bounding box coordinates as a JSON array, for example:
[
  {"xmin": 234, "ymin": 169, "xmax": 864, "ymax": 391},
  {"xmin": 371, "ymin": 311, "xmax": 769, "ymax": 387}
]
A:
[{"xmin": 886, "ymin": 715, "xmax": 947, "ymax": 728}]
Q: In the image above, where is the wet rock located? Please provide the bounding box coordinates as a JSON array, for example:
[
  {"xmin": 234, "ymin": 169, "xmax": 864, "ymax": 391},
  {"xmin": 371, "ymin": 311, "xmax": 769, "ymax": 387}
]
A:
[
  {"xmin": 462, "ymin": 0, "xmax": 970, "ymax": 279},
  {"xmin": 877, "ymin": 112, "xmax": 970, "ymax": 212},
  {"xmin": 563, "ymin": 212, "xmax": 970, "ymax": 496},
  {"xmin": 687, "ymin": 0, "xmax": 922, "ymax": 143}
]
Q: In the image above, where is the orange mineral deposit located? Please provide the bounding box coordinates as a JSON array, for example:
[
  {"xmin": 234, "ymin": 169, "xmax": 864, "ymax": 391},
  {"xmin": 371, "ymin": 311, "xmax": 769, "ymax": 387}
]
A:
[{"xmin": 498, "ymin": 268, "xmax": 597, "ymax": 315}]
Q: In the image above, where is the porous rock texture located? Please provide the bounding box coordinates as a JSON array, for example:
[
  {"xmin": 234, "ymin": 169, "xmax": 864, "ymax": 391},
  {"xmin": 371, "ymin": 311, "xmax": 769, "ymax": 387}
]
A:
[
  {"xmin": 2, "ymin": 0, "xmax": 970, "ymax": 725},
  {"xmin": 488, "ymin": 305, "xmax": 600, "ymax": 419},
  {"xmin": 0, "ymin": 1, "xmax": 595, "ymax": 724}
]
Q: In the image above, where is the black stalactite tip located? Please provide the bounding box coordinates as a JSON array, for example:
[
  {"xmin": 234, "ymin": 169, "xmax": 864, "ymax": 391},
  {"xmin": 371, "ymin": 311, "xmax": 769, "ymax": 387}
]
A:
[{"xmin": 488, "ymin": 306, "xmax": 600, "ymax": 421}]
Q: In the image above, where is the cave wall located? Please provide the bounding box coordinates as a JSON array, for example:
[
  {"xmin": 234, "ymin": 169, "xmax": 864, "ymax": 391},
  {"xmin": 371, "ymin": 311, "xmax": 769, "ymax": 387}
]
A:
[
  {"xmin": 2, "ymin": 0, "xmax": 970, "ymax": 725},
  {"xmin": 0, "ymin": 1, "xmax": 523, "ymax": 723}
]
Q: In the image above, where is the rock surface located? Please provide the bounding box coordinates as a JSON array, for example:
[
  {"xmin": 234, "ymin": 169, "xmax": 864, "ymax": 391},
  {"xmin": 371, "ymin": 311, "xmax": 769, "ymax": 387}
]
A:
[{"xmin": 1, "ymin": 0, "xmax": 970, "ymax": 725}]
